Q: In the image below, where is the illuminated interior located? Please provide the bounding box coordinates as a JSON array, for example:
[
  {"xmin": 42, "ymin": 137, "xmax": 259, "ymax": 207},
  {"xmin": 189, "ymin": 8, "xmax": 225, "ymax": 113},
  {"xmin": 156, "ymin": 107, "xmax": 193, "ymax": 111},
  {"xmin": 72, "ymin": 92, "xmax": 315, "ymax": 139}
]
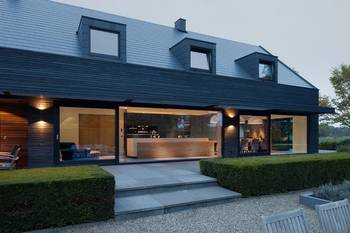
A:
[
  {"xmin": 271, "ymin": 115, "xmax": 307, "ymax": 154},
  {"xmin": 239, "ymin": 115, "xmax": 269, "ymax": 154},
  {"xmin": 119, "ymin": 106, "xmax": 222, "ymax": 162},
  {"xmin": 59, "ymin": 107, "xmax": 115, "ymax": 161}
]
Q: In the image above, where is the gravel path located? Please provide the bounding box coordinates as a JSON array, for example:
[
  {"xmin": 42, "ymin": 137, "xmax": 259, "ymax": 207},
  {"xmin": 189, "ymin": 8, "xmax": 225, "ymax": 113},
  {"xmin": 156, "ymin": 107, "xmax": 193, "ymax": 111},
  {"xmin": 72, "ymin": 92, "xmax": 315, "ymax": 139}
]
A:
[{"xmin": 30, "ymin": 191, "xmax": 320, "ymax": 233}]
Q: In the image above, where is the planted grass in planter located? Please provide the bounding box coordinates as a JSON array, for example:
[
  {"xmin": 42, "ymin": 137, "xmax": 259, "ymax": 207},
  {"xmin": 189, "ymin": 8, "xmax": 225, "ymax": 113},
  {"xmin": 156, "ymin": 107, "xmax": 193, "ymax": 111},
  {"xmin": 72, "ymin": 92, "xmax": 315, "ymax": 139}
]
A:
[{"xmin": 314, "ymin": 180, "xmax": 350, "ymax": 202}]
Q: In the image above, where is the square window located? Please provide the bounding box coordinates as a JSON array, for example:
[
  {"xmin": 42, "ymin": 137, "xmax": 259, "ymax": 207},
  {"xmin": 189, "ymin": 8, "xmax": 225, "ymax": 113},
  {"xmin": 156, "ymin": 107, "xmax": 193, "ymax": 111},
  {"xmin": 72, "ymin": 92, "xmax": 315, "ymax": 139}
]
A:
[
  {"xmin": 259, "ymin": 61, "xmax": 274, "ymax": 80},
  {"xmin": 190, "ymin": 50, "xmax": 211, "ymax": 71},
  {"xmin": 90, "ymin": 29, "xmax": 119, "ymax": 57}
]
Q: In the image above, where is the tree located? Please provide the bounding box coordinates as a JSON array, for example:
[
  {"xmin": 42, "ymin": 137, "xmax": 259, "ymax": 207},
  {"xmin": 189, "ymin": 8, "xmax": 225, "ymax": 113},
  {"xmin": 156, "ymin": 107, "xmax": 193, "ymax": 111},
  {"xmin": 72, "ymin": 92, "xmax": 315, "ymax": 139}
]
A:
[
  {"xmin": 330, "ymin": 64, "xmax": 350, "ymax": 128},
  {"xmin": 319, "ymin": 94, "xmax": 334, "ymax": 126}
]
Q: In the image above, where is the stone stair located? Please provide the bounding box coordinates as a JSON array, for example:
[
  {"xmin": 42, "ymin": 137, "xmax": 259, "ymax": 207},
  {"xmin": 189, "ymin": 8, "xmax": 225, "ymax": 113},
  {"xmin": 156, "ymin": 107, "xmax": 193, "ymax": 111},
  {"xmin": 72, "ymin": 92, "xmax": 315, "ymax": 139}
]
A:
[{"xmin": 115, "ymin": 174, "xmax": 241, "ymax": 220}]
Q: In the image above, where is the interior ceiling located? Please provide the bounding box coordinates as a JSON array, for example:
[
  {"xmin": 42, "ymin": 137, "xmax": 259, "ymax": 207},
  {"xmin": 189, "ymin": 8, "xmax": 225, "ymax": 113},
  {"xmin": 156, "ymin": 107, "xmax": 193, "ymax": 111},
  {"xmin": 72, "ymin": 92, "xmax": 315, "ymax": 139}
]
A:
[
  {"xmin": 60, "ymin": 107, "xmax": 115, "ymax": 115},
  {"xmin": 120, "ymin": 106, "xmax": 218, "ymax": 116},
  {"xmin": 271, "ymin": 114, "xmax": 293, "ymax": 119},
  {"xmin": 240, "ymin": 115, "xmax": 268, "ymax": 124}
]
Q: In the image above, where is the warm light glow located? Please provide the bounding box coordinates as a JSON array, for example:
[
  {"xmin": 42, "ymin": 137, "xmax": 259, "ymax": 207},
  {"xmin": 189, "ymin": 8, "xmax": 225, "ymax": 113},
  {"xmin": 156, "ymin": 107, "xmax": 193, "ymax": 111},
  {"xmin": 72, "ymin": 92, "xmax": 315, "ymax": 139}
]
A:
[
  {"xmin": 225, "ymin": 109, "xmax": 236, "ymax": 118},
  {"xmin": 33, "ymin": 120, "xmax": 50, "ymax": 134},
  {"xmin": 227, "ymin": 125, "xmax": 235, "ymax": 130},
  {"xmin": 37, "ymin": 120, "xmax": 48, "ymax": 128},
  {"xmin": 31, "ymin": 97, "xmax": 53, "ymax": 110}
]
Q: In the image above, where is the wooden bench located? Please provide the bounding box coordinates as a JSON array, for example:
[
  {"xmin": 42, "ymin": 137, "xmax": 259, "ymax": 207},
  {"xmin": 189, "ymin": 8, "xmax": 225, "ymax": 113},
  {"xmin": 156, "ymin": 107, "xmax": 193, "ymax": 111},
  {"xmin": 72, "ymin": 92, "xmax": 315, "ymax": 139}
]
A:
[
  {"xmin": 261, "ymin": 208, "xmax": 309, "ymax": 233},
  {"xmin": 316, "ymin": 199, "xmax": 350, "ymax": 233}
]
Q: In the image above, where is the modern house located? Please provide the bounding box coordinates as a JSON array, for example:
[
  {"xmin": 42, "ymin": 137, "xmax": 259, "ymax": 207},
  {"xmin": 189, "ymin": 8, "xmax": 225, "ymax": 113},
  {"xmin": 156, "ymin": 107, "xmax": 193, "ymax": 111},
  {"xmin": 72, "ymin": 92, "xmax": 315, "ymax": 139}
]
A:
[{"xmin": 0, "ymin": 0, "xmax": 333, "ymax": 168}]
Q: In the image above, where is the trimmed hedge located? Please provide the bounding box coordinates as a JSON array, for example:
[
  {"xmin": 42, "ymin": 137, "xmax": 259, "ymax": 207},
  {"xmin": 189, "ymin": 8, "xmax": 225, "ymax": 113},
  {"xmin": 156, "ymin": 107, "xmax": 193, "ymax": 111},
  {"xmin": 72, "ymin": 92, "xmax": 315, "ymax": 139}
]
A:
[
  {"xmin": 319, "ymin": 140, "xmax": 338, "ymax": 150},
  {"xmin": 200, "ymin": 152, "xmax": 350, "ymax": 197},
  {"xmin": 0, "ymin": 165, "xmax": 115, "ymax": 233},
  {"xmin": 337, "ymin": 139, "xmax": 350, "ymax": 152},
  {"xmin": 319, "ymin": 138, "xmax": 350, "ymax": 150}
]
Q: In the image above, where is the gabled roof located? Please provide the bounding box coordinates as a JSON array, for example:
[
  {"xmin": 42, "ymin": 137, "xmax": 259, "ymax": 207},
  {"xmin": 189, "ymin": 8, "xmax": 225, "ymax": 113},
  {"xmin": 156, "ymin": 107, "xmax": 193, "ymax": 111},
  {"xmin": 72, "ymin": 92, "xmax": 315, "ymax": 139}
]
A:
[{"xmin": 0, "ymin": 0, "xmax": 315, "ymax": 89}]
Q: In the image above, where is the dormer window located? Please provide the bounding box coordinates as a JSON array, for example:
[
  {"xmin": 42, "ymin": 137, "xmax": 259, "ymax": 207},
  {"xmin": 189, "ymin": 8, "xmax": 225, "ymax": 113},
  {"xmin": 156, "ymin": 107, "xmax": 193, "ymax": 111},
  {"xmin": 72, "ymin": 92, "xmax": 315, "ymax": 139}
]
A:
[
  {"xmin": 190, "ymin": 48, "xmax": 211, "ymax": 71},
  {"xmin": 77, "ymin": 16, "xmax": 126, "ymax": 62},
  {"xmin": 90, "ymin": 28, "xmax": 119, "ymax": 57},
  {"xmin": 235, "ymin": 52, "xmax": 278, "ymax": 82},
  {"xmin": 170, "ymin": 38, "xmax": 216, "ymax": 74},
  {"xmin": 259, "ymin": 60, "xmax": 274, "ymax": 80}
]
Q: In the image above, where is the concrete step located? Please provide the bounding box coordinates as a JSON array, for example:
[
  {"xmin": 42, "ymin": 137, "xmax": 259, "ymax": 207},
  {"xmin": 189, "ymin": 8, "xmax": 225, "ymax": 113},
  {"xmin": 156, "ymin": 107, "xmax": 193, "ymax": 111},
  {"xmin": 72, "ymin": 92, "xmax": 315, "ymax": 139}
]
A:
[
  {"xmin": 115, "ymin": 185, "xmax": 241, "ymax": 220},
  {"xmin": 117, "ymin": 175, "xmax": 217, "ymax": 197}
]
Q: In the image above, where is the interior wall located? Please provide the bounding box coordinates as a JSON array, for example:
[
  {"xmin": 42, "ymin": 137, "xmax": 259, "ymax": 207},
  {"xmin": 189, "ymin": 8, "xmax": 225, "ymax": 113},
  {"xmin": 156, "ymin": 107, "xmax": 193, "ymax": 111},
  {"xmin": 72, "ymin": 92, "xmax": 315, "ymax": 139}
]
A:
[
  {"xmin": 60, "ymin": 107, "xmax": 115, "ymax": 145},
  {"xmin": 292, "ymin": 116, "xmax": 307, "ymax": 153},
  {"xmin": 79, "ymin": 114, "xmax": 115, "ymax": 152}
]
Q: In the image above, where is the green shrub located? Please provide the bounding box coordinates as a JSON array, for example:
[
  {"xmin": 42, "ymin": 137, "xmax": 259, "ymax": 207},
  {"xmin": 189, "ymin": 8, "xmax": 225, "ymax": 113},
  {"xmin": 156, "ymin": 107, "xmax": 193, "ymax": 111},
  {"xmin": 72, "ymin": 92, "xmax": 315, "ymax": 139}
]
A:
[
  {"xmin": 0, "ymin": 165, "xmax": 115, "ymax": 233},
  {"xmin": 200, "ymin": 152, "xmax": 350, "ymax": 197},
  {"xmin": 319, "ymin": 140, "xmax": 337, "ymax": 150},
  {"xmin": 336, "ymin": 139, "xmax": 350, "ymax": 152},
  {"xmin": 319, "ymin": 137, "xmax": 350, "ymax": 150},
  {"xmin": 337, "ymin": 144, "xmax": 350, "ymax": 152}
]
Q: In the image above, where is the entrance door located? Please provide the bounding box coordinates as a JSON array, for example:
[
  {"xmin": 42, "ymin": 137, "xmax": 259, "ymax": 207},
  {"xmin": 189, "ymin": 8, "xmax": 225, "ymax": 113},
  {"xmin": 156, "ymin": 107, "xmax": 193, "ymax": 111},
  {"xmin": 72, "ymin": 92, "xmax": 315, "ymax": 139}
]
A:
[{"xmin": 0, "ymin": 110, "xmax": 28, "ymax": 168}]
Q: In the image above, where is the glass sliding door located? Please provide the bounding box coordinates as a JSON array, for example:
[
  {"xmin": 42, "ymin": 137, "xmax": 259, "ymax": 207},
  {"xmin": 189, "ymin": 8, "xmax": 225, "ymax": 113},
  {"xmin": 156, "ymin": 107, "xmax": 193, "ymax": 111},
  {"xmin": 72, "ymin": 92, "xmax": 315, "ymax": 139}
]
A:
[
  {"xmin": 271, "ymin": 115, "xmax": 307, "ymax": 154},
  {"xmin": 239, "ymin": 115, "xmax": 269, "ymax": 155},
  {"xmin": 119, "ymin": 106, "xmax": 222, "ymax": 162},
  {"xmin": 59, "ymin": 107, "xmax": 115, "ymax": 162}
]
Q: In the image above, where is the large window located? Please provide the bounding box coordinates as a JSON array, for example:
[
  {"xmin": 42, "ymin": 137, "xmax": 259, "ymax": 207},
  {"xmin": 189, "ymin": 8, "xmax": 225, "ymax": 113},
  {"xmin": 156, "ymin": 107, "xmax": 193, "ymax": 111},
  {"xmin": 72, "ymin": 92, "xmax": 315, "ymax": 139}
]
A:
[
  {"xmin": 90, "ymin": 28, "xmax": 119, "ymax": 57},
  {"xmin": 271, "ymin": 115, "xmax": 307, "ymax": 154},
  {"xmin": 190, "ymin": 49, "xmax": 211, "ymax": 71},
  {"xmin": 59, "ymin": 107, "xmax": 115, "ymax": 161},
  {"xmin": 119, "ymin": 107, "xmax": 222, "ymax": 162},
  {"xmin": 259, "ymin": 61, "xmax": 273, "ymax": 80},
  {"xmin": 240, "ymin": 115, "xmax": 269, "ymax": 155}
]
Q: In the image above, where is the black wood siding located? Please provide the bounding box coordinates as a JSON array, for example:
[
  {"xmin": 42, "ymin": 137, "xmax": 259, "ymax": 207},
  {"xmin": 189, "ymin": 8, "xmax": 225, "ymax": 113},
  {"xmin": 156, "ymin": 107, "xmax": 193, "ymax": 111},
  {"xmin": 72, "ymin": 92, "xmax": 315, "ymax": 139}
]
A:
[
  {"xmin": 27, "ymin": 107, "xmax": 55, "ymax": 167},
  {"xmin": 0, "ymin": 47, "xmax": 319, "ymax": 111}
]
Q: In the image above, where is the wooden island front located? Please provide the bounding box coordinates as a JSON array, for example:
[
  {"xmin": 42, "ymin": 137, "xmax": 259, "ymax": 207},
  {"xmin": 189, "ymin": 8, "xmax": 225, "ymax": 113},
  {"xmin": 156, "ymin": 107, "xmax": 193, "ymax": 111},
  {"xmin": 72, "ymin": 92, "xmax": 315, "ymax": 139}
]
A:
[{"xmin": 127, "ymin": 138, "xmax": 217, "ymax": 159}]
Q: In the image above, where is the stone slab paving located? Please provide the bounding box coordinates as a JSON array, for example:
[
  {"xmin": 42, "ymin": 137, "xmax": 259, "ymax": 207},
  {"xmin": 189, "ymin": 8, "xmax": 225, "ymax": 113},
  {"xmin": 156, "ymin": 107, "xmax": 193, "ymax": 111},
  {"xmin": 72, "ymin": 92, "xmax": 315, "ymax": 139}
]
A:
[
  {"xmin": 116, "ymin": 186, "xmax": 239, "ymax": 215},
  {"xmin": 29, "ymin": 190, "xmax": 321, "ymax": 233},
  {"xmin": 102, "ymin": 161, "xmax": 211, "ymax": 191}
]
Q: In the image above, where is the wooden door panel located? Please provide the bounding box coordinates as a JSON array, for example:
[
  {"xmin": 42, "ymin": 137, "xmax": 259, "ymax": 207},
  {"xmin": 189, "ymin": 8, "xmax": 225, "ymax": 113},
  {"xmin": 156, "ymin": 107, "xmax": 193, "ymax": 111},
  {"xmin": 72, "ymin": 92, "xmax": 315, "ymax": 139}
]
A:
[
  {"xmin": 79, "ymin": 114, "xmax": 115, "ymax": 153},
  {"xmin": 0, "ymin": 110, "xmax": 28, "ymax": 168},
  {"xmin": 79, "ymin": 114, "xmax": 100, "ymax": 146}
]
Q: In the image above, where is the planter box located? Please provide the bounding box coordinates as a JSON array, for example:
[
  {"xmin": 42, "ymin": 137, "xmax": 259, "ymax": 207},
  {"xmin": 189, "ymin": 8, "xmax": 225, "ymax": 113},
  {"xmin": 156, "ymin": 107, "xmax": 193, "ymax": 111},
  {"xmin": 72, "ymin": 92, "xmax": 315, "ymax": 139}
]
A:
[{"xmin": 299, "ymin": 192, "xmax": 332, "ymax": 209}]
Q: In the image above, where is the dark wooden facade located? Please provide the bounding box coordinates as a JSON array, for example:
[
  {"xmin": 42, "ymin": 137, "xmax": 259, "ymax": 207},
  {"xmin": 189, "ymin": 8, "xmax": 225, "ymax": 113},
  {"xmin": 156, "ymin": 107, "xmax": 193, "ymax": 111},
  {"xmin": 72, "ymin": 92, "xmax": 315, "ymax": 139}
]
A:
[{"xmin": 0, "ymin": 47, "xmax": 331, "ymax": 167}]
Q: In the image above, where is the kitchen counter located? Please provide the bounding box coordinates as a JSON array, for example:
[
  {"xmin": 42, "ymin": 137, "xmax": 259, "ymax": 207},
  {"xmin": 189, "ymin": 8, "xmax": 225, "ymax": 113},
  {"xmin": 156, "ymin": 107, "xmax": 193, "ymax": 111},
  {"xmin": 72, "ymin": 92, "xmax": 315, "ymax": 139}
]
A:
[{"xmin": 127, "ymin": 138, "xmax": 217, "ymax": 158}]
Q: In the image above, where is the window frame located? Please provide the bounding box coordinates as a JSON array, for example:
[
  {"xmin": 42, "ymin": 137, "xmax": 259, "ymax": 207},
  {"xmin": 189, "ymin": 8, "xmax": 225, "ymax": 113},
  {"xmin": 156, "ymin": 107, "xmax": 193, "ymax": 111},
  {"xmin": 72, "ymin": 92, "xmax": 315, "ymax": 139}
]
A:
[
  {"xmin": 89, "ymin": 27, "xmax": 120, "ymax": 58},
  {"xmin": 56, "ymin": 103, "xmax": 119, "ymax": 166},
  {"xmin": 258, "ymin": 60, "xmax": 275, "ymax": 81},
  {"xmin": 190, "ymin": 47, "xmax": 212, "ymax": 73},
  {"xmin": 77, "ymin": 16, "xmax": 126, "ymax": 62}
]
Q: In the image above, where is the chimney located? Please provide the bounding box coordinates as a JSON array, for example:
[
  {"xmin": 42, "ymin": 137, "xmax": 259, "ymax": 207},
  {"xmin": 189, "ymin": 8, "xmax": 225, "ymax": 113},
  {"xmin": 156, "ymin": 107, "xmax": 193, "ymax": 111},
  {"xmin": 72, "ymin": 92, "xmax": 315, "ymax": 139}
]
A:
[{"xmin": 175, "ymin": 18, "xmax": 186, "ymax": 32}]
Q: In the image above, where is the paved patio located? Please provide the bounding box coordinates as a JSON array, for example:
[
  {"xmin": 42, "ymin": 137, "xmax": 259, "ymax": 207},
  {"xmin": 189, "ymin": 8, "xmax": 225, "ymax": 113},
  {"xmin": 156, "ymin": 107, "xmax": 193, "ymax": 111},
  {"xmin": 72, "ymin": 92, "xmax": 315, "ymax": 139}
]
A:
[{"xmin": 102, "ymin": 161, "xmax": 203, "ymax": 190}]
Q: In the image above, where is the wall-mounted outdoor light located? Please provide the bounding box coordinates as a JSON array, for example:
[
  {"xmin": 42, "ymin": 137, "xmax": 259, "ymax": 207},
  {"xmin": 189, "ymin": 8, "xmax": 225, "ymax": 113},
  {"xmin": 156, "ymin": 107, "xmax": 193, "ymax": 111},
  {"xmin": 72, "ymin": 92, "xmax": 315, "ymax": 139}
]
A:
[
  {"xmin": 225, "ymin": 108, "xmax": 236, "ymax": 119},
  {"xmin": 31, "ymin": 96, "xmax": 53, "ymax": 110}
]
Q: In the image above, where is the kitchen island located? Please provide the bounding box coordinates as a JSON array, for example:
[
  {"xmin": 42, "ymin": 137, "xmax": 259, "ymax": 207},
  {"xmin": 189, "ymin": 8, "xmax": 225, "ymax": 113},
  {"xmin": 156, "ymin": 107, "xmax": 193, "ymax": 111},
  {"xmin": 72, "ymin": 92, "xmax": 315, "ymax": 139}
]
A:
[{"xmin": 127, "ymin": 138, "xmax": 217, "ymax": 159}]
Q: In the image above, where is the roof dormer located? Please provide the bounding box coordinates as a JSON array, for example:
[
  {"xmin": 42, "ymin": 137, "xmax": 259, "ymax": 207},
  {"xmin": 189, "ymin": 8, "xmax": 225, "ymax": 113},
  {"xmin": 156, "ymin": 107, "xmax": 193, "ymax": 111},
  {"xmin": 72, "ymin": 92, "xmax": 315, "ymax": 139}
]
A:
[{"xmin": 235, "ymin": 52, "xmax": 278, "ymax": 82}]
